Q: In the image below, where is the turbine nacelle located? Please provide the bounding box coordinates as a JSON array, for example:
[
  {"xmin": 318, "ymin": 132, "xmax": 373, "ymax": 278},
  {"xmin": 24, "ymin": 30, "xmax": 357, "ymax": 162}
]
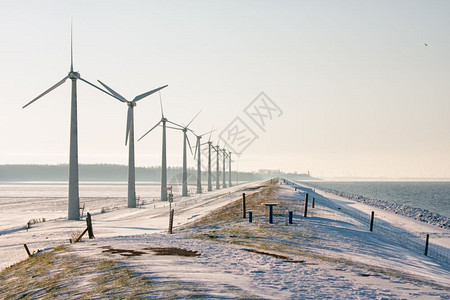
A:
[{"xmin": 68, "ymin": 71, "xmax": 80, "ymax": 80}]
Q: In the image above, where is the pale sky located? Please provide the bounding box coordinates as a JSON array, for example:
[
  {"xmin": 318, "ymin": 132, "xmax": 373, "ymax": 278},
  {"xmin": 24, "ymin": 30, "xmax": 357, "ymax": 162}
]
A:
[{"xmin": 1, "ymin": 0, "xmax": 449, "ymax": 178}]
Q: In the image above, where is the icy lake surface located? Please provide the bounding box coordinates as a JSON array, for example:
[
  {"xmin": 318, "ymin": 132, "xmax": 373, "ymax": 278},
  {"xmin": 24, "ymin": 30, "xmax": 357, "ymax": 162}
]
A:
[
  {"xmin": 306, "ymin": 181, "xmax": 450, "ymax": 218},
  {"xmin": 0, "ymin": 181, "xmax": 200, "ymax": 232}
]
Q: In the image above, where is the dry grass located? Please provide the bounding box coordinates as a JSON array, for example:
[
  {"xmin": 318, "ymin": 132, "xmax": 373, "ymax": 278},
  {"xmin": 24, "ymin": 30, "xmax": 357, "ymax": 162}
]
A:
[
  {"xmin": 179, "ymin": 181, "xmax": 281, "ymax": 230},
  {"xmin": 0, "ymin": 245, "xmax": 258, "ymax": 299},
  {"xmin": 69, "ymin": 230, "xmax": 83, "ymax": 243},
  {"xmin": 0, "ymin": 246, "xmax": 158, "ymax": 299}
]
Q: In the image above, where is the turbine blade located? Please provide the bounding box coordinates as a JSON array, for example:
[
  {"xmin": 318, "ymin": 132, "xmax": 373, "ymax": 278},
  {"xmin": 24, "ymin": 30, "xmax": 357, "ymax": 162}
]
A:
[
  {"xmin": 125, "ymin": 106, "xmax": 132, "ymax": 145},
  {"xmin": 97, "ymin": 80, "xmax": 127, "ymax": 102},
  {"xmin": 186, "ymin": 110, "xmax": 202, "ymax": 128},
  {"xmin": 133, "ymin": 84, "xmax": 168, "ymax": 102},
  {"xmin": 79, "ymin": 77, "xmax": 120, "ymax": 100},
  {"xmin": 208, "ymin": 124, "xmax": 215, "ymax": 142},
  {"xmin": 23, "ymin": 75, "xmax": 69, "ymax": 108},
  {"xmin": 159, "ymin": 91, "xmax": 165, "ymax": 118},
  {"xmin": 186, "ymin": 135, "xmax": 193, "ymax": 156},
  {"xmin": 138, "ymin": 120, "xmax": 161, "ymax": 141},
  {"xmin": 200, "ymin": 128, "xmax": 217, "ymax": 137},
  {"xmin": 166, "ymin": 120, "xmax": 183, "ymax": 128},
  {"xmin": 70, "ymin": 19, "xmax": 73, "ymax": 72},
  {"xmin": 166, "ymin": 125, "xmax": 182, "ymax": 131},
  {"xmin": 186, "ymin": 127, "xmax": 196, "ymax": 135},
  {"xmin": 194, "ymin": 139, "xmax": 199, "ymax": 158}
]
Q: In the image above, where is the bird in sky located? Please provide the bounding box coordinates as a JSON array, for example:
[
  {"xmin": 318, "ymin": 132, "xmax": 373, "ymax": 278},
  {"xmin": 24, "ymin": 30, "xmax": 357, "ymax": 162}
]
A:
[{"xmin": 424, "ymin": 43, "xmax": 428, "ymax": 46}]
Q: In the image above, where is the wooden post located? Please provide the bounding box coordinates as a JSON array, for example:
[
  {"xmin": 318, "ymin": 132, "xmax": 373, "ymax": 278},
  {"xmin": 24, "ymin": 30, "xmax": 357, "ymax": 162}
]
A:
[
  {"xmin": 80, "ymin": 203, "xmax": 85, "ymax": 218},
  {"xmin": 304, "ymin": 193, "xmax": 309, "ymax": 217},
  {"xmin": 312, "ymin": 198, "xmax": 315, "ymax": 208},
  {"xmin": 74, "ymin": 228, "xmax": 88, "ymax": 243},
  {"xmin": 242, "ymin": 193, "xmax": 246, "ymax": 218},
  {"xmin": 268, "ymin": 205, "xmax": 274, "ymax": 224},
  {"xmin": 24, "ymin": 244, "xmax": 32, "ymax": 257},
  {"xmin": 168, "ymin": 209, "xmax": 174, "ymax": 234},
  {"xmin": 86, "ymin": 212, "xmax": 94, "ymax": 239},
  {"xmin": 424, "ymin": 234, "xmax": 429, "ymax": 256},
  {"xmin": 370, "ymin": 211, "xmax": 374, "ymax": 232}
]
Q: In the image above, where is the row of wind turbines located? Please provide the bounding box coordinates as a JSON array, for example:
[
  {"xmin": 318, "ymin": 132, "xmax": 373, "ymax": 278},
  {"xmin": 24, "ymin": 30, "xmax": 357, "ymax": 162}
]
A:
[{"xmin": 23, "ymin": 29, "xmax": 236, "ymax": 220}]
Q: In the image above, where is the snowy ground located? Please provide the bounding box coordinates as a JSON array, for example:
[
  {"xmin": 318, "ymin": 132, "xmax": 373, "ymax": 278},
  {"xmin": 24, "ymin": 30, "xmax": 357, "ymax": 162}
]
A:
[{"xmin": 1, "ymin": 179, "xmax": 449, "ymax": 299}]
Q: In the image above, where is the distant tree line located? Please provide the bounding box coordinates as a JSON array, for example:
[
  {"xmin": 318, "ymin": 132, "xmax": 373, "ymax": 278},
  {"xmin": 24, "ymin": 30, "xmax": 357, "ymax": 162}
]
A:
[{"xmin": 0, "ymin": 164, "xmax": 316, "ymax": 182}]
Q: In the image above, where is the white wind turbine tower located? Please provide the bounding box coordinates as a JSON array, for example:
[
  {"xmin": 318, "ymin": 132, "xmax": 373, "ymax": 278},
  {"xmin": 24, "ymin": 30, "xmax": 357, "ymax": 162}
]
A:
[
  {"xmin": 138, "ymin": 95, "xmax": 180, "ymax": 201},
  {"xmin": 165, "ymin": 111, "xmax": 201, "ymax": 197},
  {"xmin": 22, "ymin": 26, "xmax": 117, "ymax": 220},
  {"xmin": 221, "ymin": 147, "xmax": 229, "ymax": 188},
  {"xmin": 192, "ymin": 128, "xmax": 216, "ymax": 194},
  {"xmin": 212, "ymin": 143, "xmax": 221, "ymax": 189},
  {"xmin": 228, "ymin": 151, "xmax": 233, "ymax": 187},
  {"xmin": 97, "ymin": 80, "xmax": 167, "ymax": 208},
  {"xmin": 206, "ymin": 130, "xmax": 215, "ymax": 191}
]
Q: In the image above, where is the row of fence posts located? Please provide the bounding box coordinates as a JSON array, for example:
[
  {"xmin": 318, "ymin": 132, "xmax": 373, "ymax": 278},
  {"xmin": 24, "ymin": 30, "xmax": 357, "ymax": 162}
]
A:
[
  {"xmin": 26, "ymin": 180, "xmax": 435, "ymax": 262},
  {"xmin": 293, "ymin": 183, "xmax": 434, "ymax": 259},
  {"xmin": 63, "ymin": 180, "xmax": 436, "ymax": 261},
  {"xmin": 82, "ymin": 180, "xmax": 438, "ymax": 261},
  {"xmin": 69, "ymin": 181, "xmax": 436, "ymax": 257}
]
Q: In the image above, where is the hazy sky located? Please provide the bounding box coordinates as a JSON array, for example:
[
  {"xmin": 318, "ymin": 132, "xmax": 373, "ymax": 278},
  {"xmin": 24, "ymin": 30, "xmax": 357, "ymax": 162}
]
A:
[{"xmin": 1, "ymin": 0, "xmax": 449, "ymax": 178}]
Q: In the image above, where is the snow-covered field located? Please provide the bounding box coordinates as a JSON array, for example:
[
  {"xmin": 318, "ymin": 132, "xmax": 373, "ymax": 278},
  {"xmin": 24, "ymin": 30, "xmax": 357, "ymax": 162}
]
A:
[{"xmin": 1, "ymin": 179, "xmax": 449, "ymax": 299}]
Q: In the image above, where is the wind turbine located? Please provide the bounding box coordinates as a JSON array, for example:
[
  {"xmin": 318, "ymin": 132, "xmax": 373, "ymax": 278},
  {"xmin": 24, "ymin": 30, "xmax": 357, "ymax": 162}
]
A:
[
  {"xmin": 97, "ymin": 80, "xmax": 168, "ymax": 208},
  {"xmin": 165, "ymin": 111, "xmax": 201, "ymax": 197},
  {"xmin": 22, "ymin": 26, "xmax": 117, "ymax": 220},
  {"xmin": 192, "ymin": 128, "xmax": 216, "ymax": 194},
  {"xmin": 138, "ymin": 94, "xmax": 180, "ymax": 201}
]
